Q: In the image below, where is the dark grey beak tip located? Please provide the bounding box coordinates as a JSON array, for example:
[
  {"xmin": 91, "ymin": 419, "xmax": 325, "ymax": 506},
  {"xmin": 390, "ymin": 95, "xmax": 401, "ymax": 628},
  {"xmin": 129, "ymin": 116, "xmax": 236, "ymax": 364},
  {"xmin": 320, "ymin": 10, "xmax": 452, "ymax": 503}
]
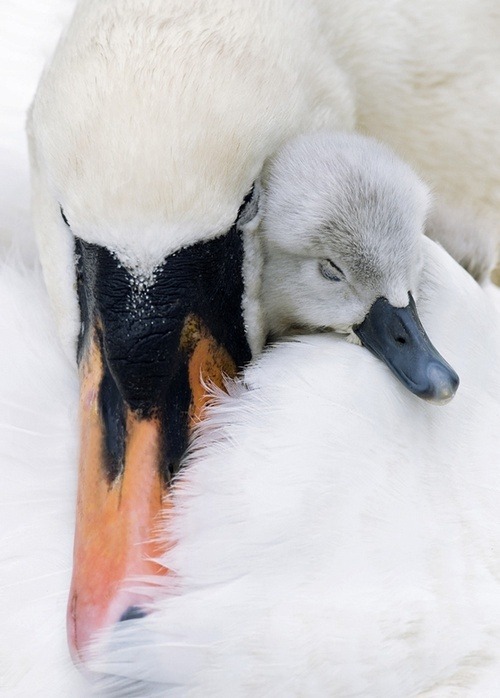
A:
[
  {"xmin": 418, "ymin": 361, "xmax": 460, "ymax": 405},
  {"xmin": 354, "ymin": 294, "xmax": 460, "ymax": 406},
  {"xmin": 119, "ymin": 606, "xmax": 147, "ymax": 622}
]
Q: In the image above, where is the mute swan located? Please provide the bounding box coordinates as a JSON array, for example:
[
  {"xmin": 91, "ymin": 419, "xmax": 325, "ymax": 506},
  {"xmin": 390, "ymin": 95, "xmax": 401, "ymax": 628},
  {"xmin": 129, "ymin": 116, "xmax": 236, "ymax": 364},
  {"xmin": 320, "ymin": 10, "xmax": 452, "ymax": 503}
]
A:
[
  {"xmin": 3, "ymin": 0, "xmax": 500, "ymax": 691},
  {"xmin": 26, "ymin": 0, "xmax": 500, "ymax": 664}
]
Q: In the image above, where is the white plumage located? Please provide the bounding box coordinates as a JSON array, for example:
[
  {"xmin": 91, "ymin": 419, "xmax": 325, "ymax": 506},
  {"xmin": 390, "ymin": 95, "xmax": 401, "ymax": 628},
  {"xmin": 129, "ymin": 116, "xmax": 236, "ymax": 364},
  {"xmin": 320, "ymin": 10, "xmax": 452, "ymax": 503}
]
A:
[
  {"xmin": 0, "ymin": 264, "xmax": 83, "ymax": 696},
  {"xmin": 82, "ymin": 244, "xmax": 500, "ymax": 694},
  {"xmin": 3, "ymin": 242, "xmax": 500, "ymax": 695},
  {"xmin": 3, "ymin": 1, "xmax": 500, "ymax": 695}
]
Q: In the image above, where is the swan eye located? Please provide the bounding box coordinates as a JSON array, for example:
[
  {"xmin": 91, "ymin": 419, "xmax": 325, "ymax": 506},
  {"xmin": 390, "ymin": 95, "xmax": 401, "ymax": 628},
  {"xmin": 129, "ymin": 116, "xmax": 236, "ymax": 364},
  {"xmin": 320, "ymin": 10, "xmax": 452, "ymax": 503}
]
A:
[
  {"xmin": 319, "ymin": 259, "xmax": 344, "ymax": 282},
  {"xmin": 60, "ymin": 206, "xmax": 70, "ymax": 227}
]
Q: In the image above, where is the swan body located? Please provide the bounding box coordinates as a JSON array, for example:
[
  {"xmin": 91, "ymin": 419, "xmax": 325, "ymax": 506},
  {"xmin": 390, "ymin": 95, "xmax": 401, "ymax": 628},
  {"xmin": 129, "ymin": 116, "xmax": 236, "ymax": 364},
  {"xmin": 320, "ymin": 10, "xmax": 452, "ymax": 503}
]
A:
[
  {"xmin": 3, "ymin": 242, "xmax": 500, "ymax": 695},
  {"xmin": 0, "ymin": 265, "xmax": 84, "ymax": 696},
  {"xmin": 90, "ymin": 240, "xmax": 500, "ymax": 695}
]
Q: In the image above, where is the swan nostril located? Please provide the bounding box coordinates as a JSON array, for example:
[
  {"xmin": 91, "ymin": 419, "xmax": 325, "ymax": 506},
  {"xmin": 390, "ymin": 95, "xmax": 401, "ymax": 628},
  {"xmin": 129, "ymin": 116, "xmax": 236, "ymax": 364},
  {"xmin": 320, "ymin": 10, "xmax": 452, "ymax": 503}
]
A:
[
  {"xmin": 119, "ymin": 606, "xmax": 147, "ymax": 622},
  {"xmin": 395, "ymin": 336, "xmax": 406, "ymax": 345}
]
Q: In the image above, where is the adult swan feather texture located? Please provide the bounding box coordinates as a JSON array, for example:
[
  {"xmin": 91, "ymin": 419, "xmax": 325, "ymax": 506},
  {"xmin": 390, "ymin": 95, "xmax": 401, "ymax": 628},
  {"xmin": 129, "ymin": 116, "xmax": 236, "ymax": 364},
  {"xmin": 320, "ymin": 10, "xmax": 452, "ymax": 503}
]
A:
[
  {"xmin": 27, "ymin": 0, "xmax": 500, "ymax": 659},
  {"xmin": 2, "ymin": 241, "xmax": 500, "ymax": 695}
]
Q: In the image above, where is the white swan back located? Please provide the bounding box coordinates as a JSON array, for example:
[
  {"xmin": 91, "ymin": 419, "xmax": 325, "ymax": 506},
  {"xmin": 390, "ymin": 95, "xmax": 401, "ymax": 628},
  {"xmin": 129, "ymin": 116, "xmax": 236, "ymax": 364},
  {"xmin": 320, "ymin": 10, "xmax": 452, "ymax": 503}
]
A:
[
  {"xmin": 84, "ymin": 240, "xmax": 500, "ymax": 695},
  {"xmin": 3, "ymin": 238, "xmax": 500, "ymax": 696}
]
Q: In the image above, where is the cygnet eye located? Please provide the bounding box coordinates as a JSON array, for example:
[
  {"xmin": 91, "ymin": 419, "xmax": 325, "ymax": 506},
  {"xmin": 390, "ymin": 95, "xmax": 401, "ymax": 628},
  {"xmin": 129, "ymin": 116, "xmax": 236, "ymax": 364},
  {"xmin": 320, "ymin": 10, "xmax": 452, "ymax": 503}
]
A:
[
  {"xmin": 60, "ymin": 206, "xmax": 70, "ymax": 227},
  {"xmin": 319, "ymin": 259, "xmax": 344, "ymax": 282}
]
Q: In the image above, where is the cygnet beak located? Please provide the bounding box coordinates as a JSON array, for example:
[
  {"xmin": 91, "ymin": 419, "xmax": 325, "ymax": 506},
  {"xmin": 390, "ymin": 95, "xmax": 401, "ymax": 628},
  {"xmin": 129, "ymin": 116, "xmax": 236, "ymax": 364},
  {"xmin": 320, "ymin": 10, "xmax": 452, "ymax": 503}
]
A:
[{"xmin": 354, "ymin": 293, "xmax": 459, "ymax": 405}]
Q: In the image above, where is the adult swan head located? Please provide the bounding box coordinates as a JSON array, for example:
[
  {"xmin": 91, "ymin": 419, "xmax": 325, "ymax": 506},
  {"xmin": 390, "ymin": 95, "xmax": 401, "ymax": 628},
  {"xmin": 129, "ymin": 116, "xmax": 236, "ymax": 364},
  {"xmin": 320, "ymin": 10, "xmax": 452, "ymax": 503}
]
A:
[{"xmin": 27, "ymin": 0, "xmax": 355, "ymax": 660}]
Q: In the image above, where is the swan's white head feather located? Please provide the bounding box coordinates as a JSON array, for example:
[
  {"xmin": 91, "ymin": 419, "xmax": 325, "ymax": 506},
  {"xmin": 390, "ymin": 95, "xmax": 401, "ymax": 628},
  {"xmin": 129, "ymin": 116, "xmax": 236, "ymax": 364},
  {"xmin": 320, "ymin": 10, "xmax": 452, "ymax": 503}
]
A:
[{"xmin": 27, "ymin": 0, "xmax": 355, "ymax": 358}]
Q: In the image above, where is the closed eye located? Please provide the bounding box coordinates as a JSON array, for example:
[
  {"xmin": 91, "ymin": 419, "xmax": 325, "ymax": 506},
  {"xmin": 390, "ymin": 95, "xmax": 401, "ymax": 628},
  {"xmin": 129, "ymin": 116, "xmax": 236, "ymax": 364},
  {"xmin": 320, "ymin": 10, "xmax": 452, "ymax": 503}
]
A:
[
  {"xmin": 60, "ymin": 206, "xmax": 70, "ymax": 227},
  {"xmin": 319, "ymin": 259, "xmax": 345, "ymax": 282}
]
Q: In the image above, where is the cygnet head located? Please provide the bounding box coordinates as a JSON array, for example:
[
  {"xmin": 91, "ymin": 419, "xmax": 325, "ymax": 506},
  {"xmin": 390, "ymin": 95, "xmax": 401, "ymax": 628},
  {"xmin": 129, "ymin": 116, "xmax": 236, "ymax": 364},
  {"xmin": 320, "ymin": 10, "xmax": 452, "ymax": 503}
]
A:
[
  {"xmin": 261, "ymin": 132, "xmax": 428, "ymax": 334},
  {"xmin": 259, "ymin": 132, "xmax": 459, "ymax": 404}
]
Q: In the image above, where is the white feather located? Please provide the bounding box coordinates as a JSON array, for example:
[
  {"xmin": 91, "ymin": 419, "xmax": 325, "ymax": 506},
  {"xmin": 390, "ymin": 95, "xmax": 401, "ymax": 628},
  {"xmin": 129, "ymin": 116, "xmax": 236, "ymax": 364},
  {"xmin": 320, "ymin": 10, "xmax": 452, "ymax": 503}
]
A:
[
  {"xmin": 4, "ymin": 2, "xmax": 500, "ymax": 695},
  {"xmin": 84, "ymin": 240, "xmax": 500, "ymax": 695},
  {"xmin": 0, "ymin": 262, "xmax": 84, "ymax": 696},
  {"xmin": 3, "ymin": 239, "xmax": 500, "ymax": 696}
]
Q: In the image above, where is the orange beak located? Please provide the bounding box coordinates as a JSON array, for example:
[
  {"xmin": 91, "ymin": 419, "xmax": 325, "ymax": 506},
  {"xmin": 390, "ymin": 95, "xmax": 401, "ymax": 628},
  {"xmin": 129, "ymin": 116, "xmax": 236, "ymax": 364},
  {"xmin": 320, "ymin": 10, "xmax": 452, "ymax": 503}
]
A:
[{"xmin": 68, "ymin": 316, "xmax": 236, "ymax": 662}]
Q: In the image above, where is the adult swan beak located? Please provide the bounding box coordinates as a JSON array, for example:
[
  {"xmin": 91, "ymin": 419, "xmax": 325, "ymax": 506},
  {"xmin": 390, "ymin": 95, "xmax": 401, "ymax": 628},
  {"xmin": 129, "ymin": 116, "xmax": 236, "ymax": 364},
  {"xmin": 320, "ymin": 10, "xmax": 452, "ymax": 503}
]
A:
[
  {"xmin": 354, "ymin": 293, "xmax": 459, "ymax": 405},
  {"xmin": 68, "ymin": 223, "xmax": 252, "ymax": 662}
]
